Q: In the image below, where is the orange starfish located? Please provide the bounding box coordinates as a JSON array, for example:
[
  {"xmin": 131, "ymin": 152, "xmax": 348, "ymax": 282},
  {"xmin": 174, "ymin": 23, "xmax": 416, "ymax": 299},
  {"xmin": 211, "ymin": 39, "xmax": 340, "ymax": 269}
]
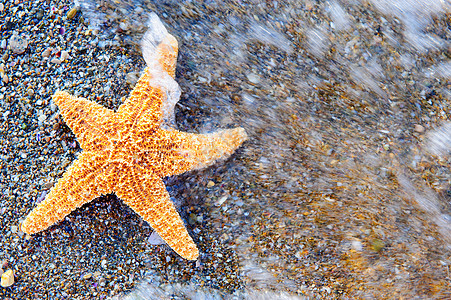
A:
[{"xmin": 21, "ymin": 16, "xmax": 247, "ymax": 260}]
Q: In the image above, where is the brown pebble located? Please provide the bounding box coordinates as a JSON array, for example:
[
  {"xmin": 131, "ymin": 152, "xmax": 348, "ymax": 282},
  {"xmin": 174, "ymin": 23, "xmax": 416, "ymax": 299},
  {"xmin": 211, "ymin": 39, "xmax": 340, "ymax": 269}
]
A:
[
  {"xmin": 42, "ymin": 181, "xmax": 54, "ymax": 189},
  {"xmin": 67, "ymin": 7, "xmax": 78, "ymax": 20},
  {"xmin": 371, "ymin": 238, "xmax": 385, "ymax": 252}
]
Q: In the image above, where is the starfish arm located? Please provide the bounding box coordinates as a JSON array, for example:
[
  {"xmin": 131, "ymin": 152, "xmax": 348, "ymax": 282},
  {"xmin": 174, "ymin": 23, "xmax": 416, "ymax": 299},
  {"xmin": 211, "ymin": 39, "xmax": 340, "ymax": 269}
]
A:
[
  {"xmin": 155, "ymin": 34, "xmax": 178, "ymax": 79},
  {"xmin": 52, "ymin": 91, "xmax": 118, "ymax": 151},
  {"xmin": 163, "ymin": 127, "xmax": 248, "ymax": 176},
  {"xmin": 114, "ymin": 168, "xmax": 199, "ymax": 260},
  {"xmin": 21, "ymin": 152, "xmax": 112, "ymax": 234},
  {"xmin": 116, "ymin": 34, "xmax": 179, "ymax": 130},
  {"xmin": 116, "ymin": 80, "xmax": 166, "ymax": 131}
]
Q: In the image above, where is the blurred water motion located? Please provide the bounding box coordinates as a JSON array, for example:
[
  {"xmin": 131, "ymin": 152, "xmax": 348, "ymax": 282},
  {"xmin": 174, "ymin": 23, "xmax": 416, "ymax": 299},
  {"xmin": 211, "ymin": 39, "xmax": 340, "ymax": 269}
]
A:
[{"xmin": 78, "ymin": 0, "xmax": 450, "ymax": 298}]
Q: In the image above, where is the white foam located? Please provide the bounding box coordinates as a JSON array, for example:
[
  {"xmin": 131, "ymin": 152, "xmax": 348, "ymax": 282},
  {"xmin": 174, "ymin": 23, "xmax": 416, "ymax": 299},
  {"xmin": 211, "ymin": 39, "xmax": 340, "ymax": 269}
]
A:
[
  {"xmin": 350, "ymin": 64, "xmax": 387, "ymax": 98},
  {"xmin": 328, "ymin": 1, "xmax": 351, "ymax": 31},
  {"xmin": 305, "ymin": 27, "xmax": 328, "ymax": 58},
  {"xmin": 118, "ymin": 277, "xmax": 304, "ymax": 300},
  {"xmin": 368, "ymin": 0, "xmax": 449, "ymax": 52},
  {"xmin": 141, "ymin": 12, "xmax": 181, "ymax": 128},
  {"xmin": 248, "ymin": 21, "xmax": 293, "ymax": 54},
  {"xmin": 426, "ymin": 122, "xmax": 451, "ymax": 156},
  {"xmin": 424, "ymin": 62, "xmax": 451, "ymax": 79},
  {"xmin": 397, "ymin": 174, "xmax": 451, "ymax": 247},
  {"xmin": 74, "ymin": 0, "xmax": 106, "ymax": 30}
]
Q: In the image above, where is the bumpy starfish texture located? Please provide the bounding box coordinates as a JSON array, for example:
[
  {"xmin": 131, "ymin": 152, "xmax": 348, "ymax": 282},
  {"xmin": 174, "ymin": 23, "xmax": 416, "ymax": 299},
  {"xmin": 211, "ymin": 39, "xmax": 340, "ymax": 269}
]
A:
[{"xmin": 21, "ymin": 21, "xmax": 247, "ymax": 260}]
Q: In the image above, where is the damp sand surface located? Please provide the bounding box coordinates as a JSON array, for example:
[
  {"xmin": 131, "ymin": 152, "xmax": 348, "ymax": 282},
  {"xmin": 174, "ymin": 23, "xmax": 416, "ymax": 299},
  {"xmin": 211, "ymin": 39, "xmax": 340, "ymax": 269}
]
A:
[{"xmin": 0, "ymin": 0, "xmax": 450, "ymax": 299}]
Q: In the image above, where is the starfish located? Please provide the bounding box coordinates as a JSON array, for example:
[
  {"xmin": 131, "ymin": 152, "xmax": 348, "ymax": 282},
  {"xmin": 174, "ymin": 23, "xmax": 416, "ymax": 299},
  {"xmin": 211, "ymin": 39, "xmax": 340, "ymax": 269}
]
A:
[{"xmin": 21, "ymin": 15, "xmax": 247, "ymax": 261}]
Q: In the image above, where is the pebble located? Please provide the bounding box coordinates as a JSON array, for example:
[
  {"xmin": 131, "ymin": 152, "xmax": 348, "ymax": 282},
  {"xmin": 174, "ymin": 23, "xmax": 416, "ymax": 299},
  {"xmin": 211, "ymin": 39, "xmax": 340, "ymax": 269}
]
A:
[
  {"xmin": 35, "ymin": 8, "xmax": 44, "ymax": 19},
  {"xmin": 9, "ymin": 34, "xmax": 28, "ymax": 54},
  {"xmin": 188, "ymin": 213, "xmax": 197, "ymax": 225},
  {"xmin": 66, "ymin": 7, "xmax": 78, "ymax": 19},
  {"xmin": 50, "ymin": 58, "xmax": 61, "ymax": 64},
  {"xmin": 83, "ymin": 273, "xmax": 92, "ymax": 280},
  {"xmin": 207, "ymin": 181, "xmax": 215, "ymax": 187},
  {"xmin": 37, "ymin": 114, "xmax": 46, "ymax": 123},
  {"xmin": 10, "ymin": 225, "xmax": 18, "ymax": 233},
  {"xmin": 371, "ymin": 239, "xmax": 385, "ymax": 252},
  {"xmin": 220, "ymin": 233, "xmax": 229, "ymax": 241},
  {"xmin": 351, "ymin": 240, "xmax": 363, "ymax": 251},
  {"xmin": 0, "ymin": 3, "xmax": 3, "ymax": 12},
  {"xmin": 60, "ymin": 50, "xmax": 70, "ymax": 61},
  {"xmin": 1, "ymin": 269, "xmax": 14, "ymax": 287},
  {"xmin": 119, "ymin": 22, "xmax": 129, "ymax": 31},
  {"xmin": 414, "ymin": 124, "xmax": 424, "ymax": 133},
  {"xmin": 0, "ymin": 39, "xmax": 6, "ymax": 49},
  {"xmin": 42, "ymin": 182, "xmax": 54, "ymax": 189},
  {"xmin": 2, "ymin": 74, "xmax": 8, "ymax": 84},
  {"xmin": 216, "ymin": 195, "xmax": 228, "ymax": 206},
  {"xmin": 147, "ymin": 230, "xmax": 165, "ymax": 245},
  {"xmin": 247, "ymin": 73, "xmax": 261, "ymax": 84},
  {"xmin": 41, "ymin": 48, "xmax": 51, "ymax": 58},
  {"xmin": 27, "ymin": 88, "xmax": 34, "ymax": 96}
]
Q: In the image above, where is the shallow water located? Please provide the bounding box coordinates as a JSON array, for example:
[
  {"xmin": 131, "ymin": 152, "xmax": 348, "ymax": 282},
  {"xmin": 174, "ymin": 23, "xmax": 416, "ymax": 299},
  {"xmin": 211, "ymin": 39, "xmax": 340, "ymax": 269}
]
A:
[{"xmin": 78, "ymin": 0, "xmax": 450, "ymax": 298}]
